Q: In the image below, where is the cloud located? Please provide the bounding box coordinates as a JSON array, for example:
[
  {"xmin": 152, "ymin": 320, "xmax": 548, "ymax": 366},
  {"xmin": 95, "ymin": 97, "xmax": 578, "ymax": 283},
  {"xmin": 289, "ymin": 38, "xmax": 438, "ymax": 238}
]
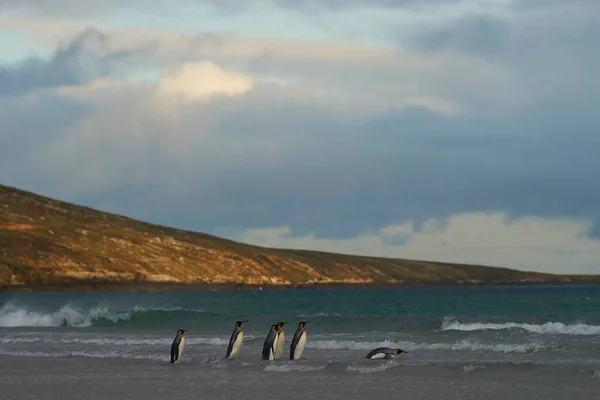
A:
[
  {"xmin": 0, "ymin": 0, "xmax": 146, "ymax": 17},
  {"xmin": 1, "ymin": 25, "xmax": 598, "ymax": 243},
  {"xmin": 0, "ymin": 28, "xmax": 130, "ymax": 97},
  {"xmin": 157, "ymin": 61, "xmax": 254, "ymax": 102},
  {"xmin": 406, "ymin": 0, "xmax": 600, "ymax": 97},
  {"xmin": 11, "ymin": 61, "xmax": 254, "ymax": 196},
  {"xmin": 235, "ymin": 212, "xmax": 600, "ymax": 274},
  {"xmin": 29, "ymin": 26, "xmax": 515, "ymax": 115}
]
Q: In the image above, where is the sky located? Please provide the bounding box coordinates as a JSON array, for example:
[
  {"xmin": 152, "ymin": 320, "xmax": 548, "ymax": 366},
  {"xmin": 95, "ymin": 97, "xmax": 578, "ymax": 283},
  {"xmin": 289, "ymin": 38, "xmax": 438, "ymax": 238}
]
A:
[{"xmin": 1, "ymin": 0, "xmax": 599, "ymax": 274}]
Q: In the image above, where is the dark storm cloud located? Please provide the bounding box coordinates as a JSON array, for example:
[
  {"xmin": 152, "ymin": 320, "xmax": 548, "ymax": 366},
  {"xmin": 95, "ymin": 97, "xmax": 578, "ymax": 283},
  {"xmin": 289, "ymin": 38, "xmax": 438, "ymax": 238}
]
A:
[
  {"xmin": 407, "ymin": 2, "xmax": 600, "ymax": 79},
  {"xmin": 60, "ymin": 89, "xmax": 598, "ymax": 241},
  {"xmin": 0, "ymin": 29, "xmax": 129, "ymax": 97},
  {"xmin": 408, "ymin": 16, "xmax": 512, "ymax": 59},
  {"xmin": 3, "ymin": 75, "xmax": 599, "ymax": 241}
]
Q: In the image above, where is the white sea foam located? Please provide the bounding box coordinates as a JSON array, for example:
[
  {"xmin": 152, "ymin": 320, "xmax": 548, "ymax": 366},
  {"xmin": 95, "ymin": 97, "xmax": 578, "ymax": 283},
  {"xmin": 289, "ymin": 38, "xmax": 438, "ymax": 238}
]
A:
[
  {"xmin": 308, "ymin": 339, "xmax": 398, "ymax": 351},
  {"xmin": 297, "ymin": 312, "xmax": 341, "ymax": 318},
  {"xmin": 462, "ymin": 364, "xmax": 485, "ymax": 373},
  {"xmin": 264, "ymin": 363, "xmax": 326, "ymax": 372},
  {"xmin": 0, "ymin": 336, "xmax": 230, "ymax": 346},
  {"xmin": 347, "ymin": 360, "xmax": 396, "ymax": 374},
  {"xmin": 0, "ymin": 337, "xmax": 43, "ymax": 344},
  {"xmin": 308, "ymin": 339, "xmax": 546, "ymax": 353},
  {"xmin": 441, "ymin": 318, "xmax": 600, "ymax": 335},
  {"xmin": 0, "ymin": 349, "xmax": 165, "ymax": 361}
]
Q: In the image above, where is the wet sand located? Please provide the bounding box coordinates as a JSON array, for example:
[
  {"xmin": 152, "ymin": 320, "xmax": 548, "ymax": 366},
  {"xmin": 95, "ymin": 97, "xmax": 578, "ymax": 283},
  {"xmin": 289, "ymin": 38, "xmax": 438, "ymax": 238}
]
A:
[{"xmin": 1, "ymin": 356, "xmax": 598, "ymax": 400}]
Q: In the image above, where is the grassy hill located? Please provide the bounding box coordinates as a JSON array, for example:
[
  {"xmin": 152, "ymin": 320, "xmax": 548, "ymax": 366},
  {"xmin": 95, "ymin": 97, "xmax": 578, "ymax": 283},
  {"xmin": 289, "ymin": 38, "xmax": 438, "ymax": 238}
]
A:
[{"xmin": 1, "ymin": 183, "xmax": 599, "ymax": 291}]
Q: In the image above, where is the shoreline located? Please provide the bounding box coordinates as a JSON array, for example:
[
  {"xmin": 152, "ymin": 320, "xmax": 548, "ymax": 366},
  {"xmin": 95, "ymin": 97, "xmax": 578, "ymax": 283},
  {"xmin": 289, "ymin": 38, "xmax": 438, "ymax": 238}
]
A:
[{"xmin": 2, "ymin": 279, "xmax": 599, "ymax": 293}]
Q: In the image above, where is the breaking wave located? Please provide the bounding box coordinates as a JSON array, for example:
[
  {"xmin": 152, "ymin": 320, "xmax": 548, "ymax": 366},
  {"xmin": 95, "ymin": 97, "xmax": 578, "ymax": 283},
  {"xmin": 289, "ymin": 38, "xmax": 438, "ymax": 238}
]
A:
[
  {"xmin": 0, "ymin": 305, "xmax": 132, "ymax": 328},
  {"xmin": 441, "ymin": 318, "xmax": 600, "ymax": 335},
  {"xmin": 0, "ymin": 304, "xmax": 204, "ymax": 328}
]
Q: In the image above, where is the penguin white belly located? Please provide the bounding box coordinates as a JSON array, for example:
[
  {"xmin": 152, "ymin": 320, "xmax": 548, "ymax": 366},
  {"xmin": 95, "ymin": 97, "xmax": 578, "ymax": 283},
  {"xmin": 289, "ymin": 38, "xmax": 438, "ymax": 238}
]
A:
[
  {"xmin": 272, "ymin": 334, "xmax": 281, "ymax": 360},
  {"xmin": 369, "ymin": 352, "xmax": 386, "ymax": 360},
  {"xmin": 292, "ymin": 331, "xmax": 307, "ymax": 360},
  {"xmin": 177, "ymin": 337, "xmax": 185, "ymax": 363},
  {"xmin": 229, "ymin": 331, "xmax": 244, "ymax": 359},
  {"xmin": 275, "ymin": 332, "xmax": 285, "ymax": 360}
]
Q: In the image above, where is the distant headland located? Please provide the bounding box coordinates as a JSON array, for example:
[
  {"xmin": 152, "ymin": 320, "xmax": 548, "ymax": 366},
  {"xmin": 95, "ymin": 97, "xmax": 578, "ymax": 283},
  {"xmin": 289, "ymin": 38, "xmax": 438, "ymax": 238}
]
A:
[{"xmin": 1, "ymin": 183, "xmax": 599, "ymax": 292}]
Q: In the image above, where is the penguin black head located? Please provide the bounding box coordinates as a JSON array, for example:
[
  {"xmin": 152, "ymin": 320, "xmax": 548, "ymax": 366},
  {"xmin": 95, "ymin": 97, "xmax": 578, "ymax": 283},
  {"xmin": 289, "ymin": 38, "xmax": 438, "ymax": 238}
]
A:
[
  {"xmin": 299, "ymin": 321, "xmax": 310, "ymax": 327},
  {"xmin": 270, "ymin": 324, "xmax": 277, "ymax": 330},
  {"xmin": 235, "ymin": 320, "xmax": 249, "ymax": 327},
  {"xmin": 395, "ymin": 348, "xmax": 405, "ymax": 354},
  {"xmin": 276, "ymin": 321, "xmax": 287, "ymax": 328},
  {"xmin": 178, "ymin": 329, "xmax": 188, "ymax": 335}
]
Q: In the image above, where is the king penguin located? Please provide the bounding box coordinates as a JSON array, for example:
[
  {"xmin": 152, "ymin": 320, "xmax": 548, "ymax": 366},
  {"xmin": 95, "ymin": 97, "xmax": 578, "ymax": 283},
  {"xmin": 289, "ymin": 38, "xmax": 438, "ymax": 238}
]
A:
[
  {"xmin": 365, "ymin": 347, "xmax": 406, "ymax": 360},
  {"xmin": 273, "ymin": 321, "xmax": 287, "ymax": 360},
  {"xmin": 262, "ymin": 324, "xmax": 278, "ymax": 360},
  {"xmin": 225, "ymin": 320, "xmax": 249, "ymax": 359},
  {"xmin": 170, "ymin": 329, "xmax": 188, "ymax": 363},
  {"xmin": 289, "ymin": 321, "xmax": 310, "ymax": 360}
]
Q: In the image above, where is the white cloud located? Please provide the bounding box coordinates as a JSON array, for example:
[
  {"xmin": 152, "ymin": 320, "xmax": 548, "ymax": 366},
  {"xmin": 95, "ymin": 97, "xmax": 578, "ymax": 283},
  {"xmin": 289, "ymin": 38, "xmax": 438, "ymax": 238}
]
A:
[
  {"xmin": 28, "ymin": 61, "xmax": 255, "ymax": 195},
  {"xmin": 157, "ymin": 61, "xmax": 254, "ymax": 102},
  {"xmin": 1, "ymin": 16, "xmax": 514, "ymax": 115},
  {"xmin": 234, "ymin": 212, "xmax": 600, "ymax": 274}
]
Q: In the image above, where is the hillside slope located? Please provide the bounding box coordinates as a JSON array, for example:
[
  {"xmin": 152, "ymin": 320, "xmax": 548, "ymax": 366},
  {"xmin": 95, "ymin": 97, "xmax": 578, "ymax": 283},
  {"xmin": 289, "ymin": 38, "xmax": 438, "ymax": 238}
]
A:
[{"xmin": 1, "ymin": 184, "xmax": 599, "ymax": 291}]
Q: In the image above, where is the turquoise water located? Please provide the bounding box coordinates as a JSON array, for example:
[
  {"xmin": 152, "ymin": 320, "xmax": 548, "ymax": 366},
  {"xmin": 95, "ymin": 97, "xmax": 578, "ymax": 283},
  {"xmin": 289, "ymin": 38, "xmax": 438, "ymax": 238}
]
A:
[{"xmin": 1, "ymin": 286, "xmax": 600, "ymax": 379}]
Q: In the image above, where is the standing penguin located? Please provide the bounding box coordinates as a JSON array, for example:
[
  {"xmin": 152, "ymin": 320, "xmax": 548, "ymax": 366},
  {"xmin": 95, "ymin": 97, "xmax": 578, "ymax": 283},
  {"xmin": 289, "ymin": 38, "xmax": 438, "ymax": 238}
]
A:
[
  {"xmin": 273, "ymin": 321, "xmax": 287, "ymax": 360},
  {"xmin": 262, "ymin": 324, "xmax": 278, "ymax": 360},
  {"xmin": 225, "ymin": 320, "xmax": 249, "ymax": 359},
  {"xmin": 289, "ymin": 321, "xmax": 310, "ymax": 360},
  {"xmin": 170, "ymin": 329, "xmax": 188, "ymax": 363},
  {"xmin": 365, "ymin": 347, "xmax": 405, "ymax": 360}
]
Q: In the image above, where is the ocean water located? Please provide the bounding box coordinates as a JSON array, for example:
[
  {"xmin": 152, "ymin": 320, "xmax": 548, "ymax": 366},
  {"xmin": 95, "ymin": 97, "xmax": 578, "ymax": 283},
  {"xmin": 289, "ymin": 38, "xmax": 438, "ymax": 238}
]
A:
[{"xmin": 1, "ymin": 286, "xmax": 599, "ymax": 399}]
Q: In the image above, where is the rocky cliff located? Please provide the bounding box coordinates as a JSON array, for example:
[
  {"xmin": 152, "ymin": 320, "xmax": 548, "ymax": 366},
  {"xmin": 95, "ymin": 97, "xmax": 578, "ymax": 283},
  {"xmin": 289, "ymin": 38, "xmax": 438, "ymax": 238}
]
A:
[{"xmin": 1, "ymin": 184, "xmax": 599, "ymax": 291}]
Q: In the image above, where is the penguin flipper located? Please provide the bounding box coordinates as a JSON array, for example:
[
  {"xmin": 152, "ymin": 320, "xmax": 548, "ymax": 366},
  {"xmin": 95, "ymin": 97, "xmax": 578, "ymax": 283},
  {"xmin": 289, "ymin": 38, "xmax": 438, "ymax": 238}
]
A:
[
  {"xmin": 226, "ymin": 330, "xmax": 239, "ymax": 358},
  {"xmin": 171, "ymin": 345, "xmax": 178, "ymax": 363},
  {"xmin": 261, "ymin": 346, "xmax": 270, "ymax": 360},
  {"xmin": 262, "ymin": 333, "xmax": 275, "ymax": 360},
  {"xmin": 289, "ymin": 332, "xmax": 301, "ymax": 359},
  {"xmin": 170, "ymin": 338, "xmax": 180, "ymax": 363}
]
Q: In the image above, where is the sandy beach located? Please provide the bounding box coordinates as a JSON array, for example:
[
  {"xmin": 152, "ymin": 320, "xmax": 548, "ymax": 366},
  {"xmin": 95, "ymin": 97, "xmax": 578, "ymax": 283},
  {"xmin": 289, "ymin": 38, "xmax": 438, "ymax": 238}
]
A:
[{"xmin": 1, "ymin": 355, "xmax": 598, "ymax": 400}]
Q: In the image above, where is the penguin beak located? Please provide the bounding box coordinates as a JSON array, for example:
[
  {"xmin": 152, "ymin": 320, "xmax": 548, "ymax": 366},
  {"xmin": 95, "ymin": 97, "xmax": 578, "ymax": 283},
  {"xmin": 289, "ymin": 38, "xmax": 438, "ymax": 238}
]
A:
[{"xmin": 242, "ymin": 320, "xmax": 249, "ymax": 323}]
